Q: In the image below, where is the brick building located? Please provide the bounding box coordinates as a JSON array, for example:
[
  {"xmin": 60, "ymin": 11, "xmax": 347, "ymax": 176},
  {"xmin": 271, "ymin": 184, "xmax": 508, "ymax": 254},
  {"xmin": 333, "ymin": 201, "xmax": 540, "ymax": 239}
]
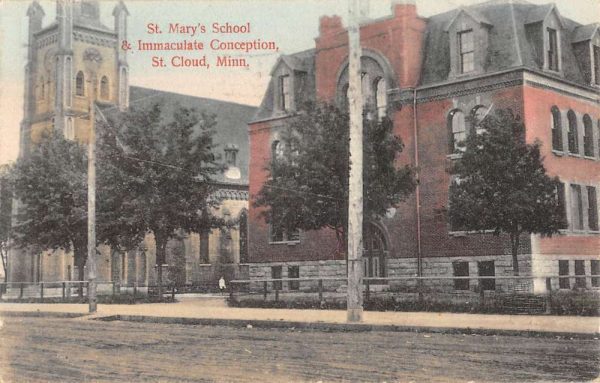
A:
[
  {"xmin": 8, "ymin": 0, "xmax": 256, "ymax": 289},
  {"xmin": 248, "ymin": 0, "xmax": 600, "ymax": 294}
]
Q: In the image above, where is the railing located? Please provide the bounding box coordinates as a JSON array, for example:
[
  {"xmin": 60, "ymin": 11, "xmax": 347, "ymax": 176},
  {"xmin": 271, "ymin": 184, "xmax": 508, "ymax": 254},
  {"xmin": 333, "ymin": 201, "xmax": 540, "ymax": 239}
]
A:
[{"xmin": 228, "ymin": 274, "xmax": 600, "ymax": 314}]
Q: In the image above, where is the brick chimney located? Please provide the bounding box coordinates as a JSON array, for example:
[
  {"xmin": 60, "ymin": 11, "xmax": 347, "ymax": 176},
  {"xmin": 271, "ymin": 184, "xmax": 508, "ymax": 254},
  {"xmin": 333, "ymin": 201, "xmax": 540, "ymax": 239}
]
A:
[
  {"xmin": 392, "ymin": 0, "xmax": 417, "ymax": 18},
  {"xmin": 319, "ymin": 15, "xmax": 343, "ymax": 36}
]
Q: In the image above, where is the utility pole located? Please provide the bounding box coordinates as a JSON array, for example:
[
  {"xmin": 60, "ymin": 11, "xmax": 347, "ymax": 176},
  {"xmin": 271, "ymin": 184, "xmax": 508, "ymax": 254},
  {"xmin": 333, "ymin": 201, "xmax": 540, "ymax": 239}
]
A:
[
  {"xmin": 87, "ymin": 78, "xmax": 98, "ymax": 313},
  {"xmin": 347, "ymin": 0, "xmax": 364, "ymax": 322}
]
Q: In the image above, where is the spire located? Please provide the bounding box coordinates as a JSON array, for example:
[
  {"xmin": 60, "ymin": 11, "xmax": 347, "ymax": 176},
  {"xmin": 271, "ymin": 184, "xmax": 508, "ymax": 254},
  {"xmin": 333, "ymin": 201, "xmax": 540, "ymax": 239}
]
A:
[
  {"xmin": 77, "ymin": 0, "xmax": 100, "ymax": 20},
  {"xmin": 27, "ymin": 1, "xmax": 45, "ymax": 33},
  {"xmin": 113, "ymin": 0, "xmax": 130, "ymax": 17}
]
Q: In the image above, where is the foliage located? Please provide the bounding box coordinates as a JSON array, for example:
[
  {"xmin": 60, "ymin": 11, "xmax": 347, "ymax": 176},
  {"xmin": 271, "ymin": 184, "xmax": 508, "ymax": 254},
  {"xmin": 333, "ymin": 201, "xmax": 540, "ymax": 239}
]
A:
[
  {"xmin": 10, "ymin": 131, "xmax": 89, "ymax": 286},
  {"xmin": 448, "ymin": 109, "xmax": 567, "ymax": 275},
  {"xmin": 0, "ymin": 165, "xmax": 13, "ymax": 282},
  {"xmin": 101, "ymin": 102, "xmax": 226, "ymax": 295},
  {"xmin": 254, "ymin": 102, "xmax": 415, "ymax": 253}
]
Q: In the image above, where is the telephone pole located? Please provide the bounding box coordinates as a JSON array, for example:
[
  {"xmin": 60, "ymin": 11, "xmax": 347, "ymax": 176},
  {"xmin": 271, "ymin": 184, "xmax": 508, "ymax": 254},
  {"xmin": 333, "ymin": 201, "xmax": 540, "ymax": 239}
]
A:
[
  {"xmin": 87, "ymin": 79, "xmax": 98, "ymax": 313},
  {"xmin": 347, "ymin": 0, "xmax": 364, "ymax": 322}
]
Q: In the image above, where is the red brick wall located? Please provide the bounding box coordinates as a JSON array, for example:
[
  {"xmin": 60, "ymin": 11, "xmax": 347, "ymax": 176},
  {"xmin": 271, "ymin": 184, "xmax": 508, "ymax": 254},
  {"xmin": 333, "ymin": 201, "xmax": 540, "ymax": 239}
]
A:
[{"xmin": 522, "ymin": 84, "xmax": 600, "ymax": 256}]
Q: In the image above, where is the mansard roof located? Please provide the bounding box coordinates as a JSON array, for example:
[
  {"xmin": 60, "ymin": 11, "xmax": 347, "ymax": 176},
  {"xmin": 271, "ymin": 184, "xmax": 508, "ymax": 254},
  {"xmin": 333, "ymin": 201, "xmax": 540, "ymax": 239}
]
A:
[
  {"xmin": 128, "ymin": 86, "xmax": 257, "ymax": 186},
  {"xmin": 572, "ymin": 23, "xmax": 599, "ymax": 43}
]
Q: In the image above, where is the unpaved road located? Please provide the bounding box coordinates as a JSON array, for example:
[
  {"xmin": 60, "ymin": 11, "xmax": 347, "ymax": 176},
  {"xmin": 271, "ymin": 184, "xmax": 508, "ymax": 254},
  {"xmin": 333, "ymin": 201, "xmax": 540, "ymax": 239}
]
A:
[{"xmin": 0, "ymin": 316, "xmax": 598, "ymax": 382}]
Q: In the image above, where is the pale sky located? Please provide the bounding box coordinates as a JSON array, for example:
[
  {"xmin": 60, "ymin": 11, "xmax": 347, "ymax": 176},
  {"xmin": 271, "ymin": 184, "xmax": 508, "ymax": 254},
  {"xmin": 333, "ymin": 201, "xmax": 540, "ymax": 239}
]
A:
[{"xmin": 1, "ymin": 0, "xmax": 599, "ymax": 164}]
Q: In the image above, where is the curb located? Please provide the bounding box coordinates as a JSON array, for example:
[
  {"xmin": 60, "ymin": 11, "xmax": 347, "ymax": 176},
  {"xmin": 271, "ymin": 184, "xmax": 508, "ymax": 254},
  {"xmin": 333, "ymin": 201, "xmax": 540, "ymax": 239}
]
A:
[
  {"xmin": 94, "ymin": 314, "xmax": 600, "ymax": 340},
  {"xmin": 0, "ymin": 311, "xmax": 86, "ymax": 319}
]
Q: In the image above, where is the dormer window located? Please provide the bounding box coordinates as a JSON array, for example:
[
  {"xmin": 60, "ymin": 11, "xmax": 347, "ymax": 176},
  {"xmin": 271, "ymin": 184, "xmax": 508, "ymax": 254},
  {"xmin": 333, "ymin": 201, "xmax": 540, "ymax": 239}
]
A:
[
  {"xmin": 459, "ymin": 30, "xmax": 475, "ymax": 73},
  {"xmin": 279, "ymin": 75, "xmax": 290, "ymax": 111},
  {"xmin": 547, "ymin": 28, "xmax": 559, "ymax": 71},
  {"xmin": 224, "ymin": 144, "xmax": 239, "ymax": 167}
]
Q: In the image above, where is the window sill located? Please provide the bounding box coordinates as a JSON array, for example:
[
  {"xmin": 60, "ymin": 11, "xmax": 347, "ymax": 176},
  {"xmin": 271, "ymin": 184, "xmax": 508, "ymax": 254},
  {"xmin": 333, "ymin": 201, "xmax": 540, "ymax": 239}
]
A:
[
  {"xmin": 567, "ymin": 152, "xmax": 581, "ymax": 158},
  {"xmin": 583, "ymin": 155, "xmax": 597, "ymax": 161},
  {"xmin": 551, "ymin": 150, "xmax": 564, "ymax": 156},
  {"xmin": 449, "ymin": 230, "xmax": 495, "ymax": 237},
  {"xmin": 446, "ymin": 153, "xmax": 463, "ymax": 160},
  {"xmin": 560, "ymin": 229, "xmax": 599, "ymax": 236}
]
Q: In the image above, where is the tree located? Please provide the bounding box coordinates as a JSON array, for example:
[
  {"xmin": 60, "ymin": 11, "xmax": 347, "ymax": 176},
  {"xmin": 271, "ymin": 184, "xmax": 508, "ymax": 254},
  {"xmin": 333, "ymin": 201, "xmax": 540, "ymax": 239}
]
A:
[
  {"xmin": 0, "ymin": 165, "xmax": 13, "ymax": 283},
  {"xmin": 254, "ymin": 102, "xmax": 415, "ymax": 256},
  {"xmin": 11, "ymin": 131, "xmax": 89, "ymax": 295},
  {"xmin": 448, "ymin": 108, "xmax": 567, "ymax": 276},
  {"xmin": 103, "ymin": 102, "xmax": 225, "ymax": 297}
]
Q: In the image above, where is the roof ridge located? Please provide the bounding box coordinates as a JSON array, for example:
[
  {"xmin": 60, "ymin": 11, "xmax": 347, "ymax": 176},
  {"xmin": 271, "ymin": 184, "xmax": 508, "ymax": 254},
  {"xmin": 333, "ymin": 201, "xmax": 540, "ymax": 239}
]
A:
[{"xmin": 128, "ymin": 85, "xmax": 258, "ymax": 109}]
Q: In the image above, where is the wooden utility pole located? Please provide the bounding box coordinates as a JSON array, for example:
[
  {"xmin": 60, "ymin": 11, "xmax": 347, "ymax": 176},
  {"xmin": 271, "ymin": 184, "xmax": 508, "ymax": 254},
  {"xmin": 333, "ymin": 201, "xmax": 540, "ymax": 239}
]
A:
[
  {"xmin": 347, "ymin": 0, "xmax": 364, "ymax": 322},
  {"xmin": 87, "ymin": 80, "xmax": 98, "ymax": 313}
]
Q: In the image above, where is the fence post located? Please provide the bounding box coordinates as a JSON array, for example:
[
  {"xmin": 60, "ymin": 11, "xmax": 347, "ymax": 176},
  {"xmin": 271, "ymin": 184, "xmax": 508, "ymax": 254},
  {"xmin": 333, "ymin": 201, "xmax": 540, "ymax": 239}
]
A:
[
  {"xmin": 0, "ymin": 283, "xmax": 3, "ymax": 300},
  {"xmin": 134, "ymin": 283, "xmax": 137, "ymax": 299},
  {"xmin": 365, "ymin": 279, "xmax": 370, "ymax": 304},
  {"xmin": 112, "ymin": 281, "xmax": 116, "ymax": 297},
  {"xmin": 40, "ymin": 282, "xmax": 44, "ymax": 302},
  {"xmin": 62, "ymin": 282, "xmax": 66, "ymax": 301},
  {"xmin": 263, "ymin": 281, "xmax": 268, "ymax": 301},
  {"xmin": 318, "ymin": 279, "xmax": 323, "ymax": 303},
  {"xmin": 479, "ymin": 285, "xmax": 485, "ymax": 308},
  {"xmin": 19, "ymin": 283, "xmax": 24, "ymax": 300},
  {"xmin": 275, "ymin": 283, "xmax": 279, "ymax": 302},
  {"xmin": 545, "ymin": 277, "xmax": 552, "ymax": 314},
  {"xmin": 171, "ymin": 285, "xmax": 175, "ymax": 301}
]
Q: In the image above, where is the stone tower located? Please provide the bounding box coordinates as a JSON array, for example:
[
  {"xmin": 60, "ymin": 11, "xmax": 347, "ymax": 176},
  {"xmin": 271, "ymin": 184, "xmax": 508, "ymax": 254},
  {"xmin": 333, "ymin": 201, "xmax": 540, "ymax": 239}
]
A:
[
  {"xmin": 20, "ymin": 0, "xmax": 129, "ymax": 158},
  {"xmin": 10, "ymin": 0, "xmax": 129, "ymax": 283}
]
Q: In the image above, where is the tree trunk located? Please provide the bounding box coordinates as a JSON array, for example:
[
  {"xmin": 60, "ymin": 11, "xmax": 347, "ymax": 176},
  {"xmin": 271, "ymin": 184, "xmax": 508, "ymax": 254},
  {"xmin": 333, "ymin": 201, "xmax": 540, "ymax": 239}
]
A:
[
  {"xmin": 510, "ymin": 232, "xmax": 520, "ymax": 276},
  {"xmin": 1, "ymin": 246, "xmax": 7, "ymax": 283},
  {"xmin": 155, "ymin": 235, "xmax": 167, "ymax": 300}
]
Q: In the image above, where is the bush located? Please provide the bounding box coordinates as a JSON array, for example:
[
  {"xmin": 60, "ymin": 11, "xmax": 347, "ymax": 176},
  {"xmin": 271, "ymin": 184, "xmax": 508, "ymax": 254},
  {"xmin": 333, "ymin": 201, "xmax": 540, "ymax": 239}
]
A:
[{"xmin": 549, "ymin": 291, "xmax": 600, "ymax": 316}]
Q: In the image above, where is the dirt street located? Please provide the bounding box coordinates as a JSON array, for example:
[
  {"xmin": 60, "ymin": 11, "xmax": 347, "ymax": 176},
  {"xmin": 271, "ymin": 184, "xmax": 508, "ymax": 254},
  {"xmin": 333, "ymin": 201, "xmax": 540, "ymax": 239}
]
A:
[{"xmin": 0, "ymin": 316, "xmax": 598, "ymax": 382}]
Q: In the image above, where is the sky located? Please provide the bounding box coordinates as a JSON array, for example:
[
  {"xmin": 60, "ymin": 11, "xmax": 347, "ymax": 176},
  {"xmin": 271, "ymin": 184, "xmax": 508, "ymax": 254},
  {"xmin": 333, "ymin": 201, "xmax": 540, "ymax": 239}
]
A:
[{"xmin": 1, "ymin": 0, "xmax": 599, "ymax": 165}]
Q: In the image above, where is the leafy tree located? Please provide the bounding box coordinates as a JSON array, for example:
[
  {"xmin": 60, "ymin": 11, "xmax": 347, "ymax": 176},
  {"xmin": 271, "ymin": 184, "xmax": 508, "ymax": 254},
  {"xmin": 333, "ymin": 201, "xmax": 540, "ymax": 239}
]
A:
[
  {"xmin": 0, "ymin": 165, "xmax": 13, "ymax": 283},
  {"xmin": 10, "ymin": 131, "xmax": 89, "ymax": 295},
  {"xmin": 104, "ymin": 103, "xmax": 225, "ymax": 297},
  {"xmin": 448, "ymin": 108, "xmax": 567, "ymax": 275},
  {"xmin": 254, "ymin": 102, "xmax": 415, "ymax": 256}
]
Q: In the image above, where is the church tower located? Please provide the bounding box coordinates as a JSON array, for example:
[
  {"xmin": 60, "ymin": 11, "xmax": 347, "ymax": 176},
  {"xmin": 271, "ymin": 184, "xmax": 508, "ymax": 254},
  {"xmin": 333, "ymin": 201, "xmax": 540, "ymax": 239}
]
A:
[
  {"xmin": 20, "ymin": 0, "xmax": 129, "ymax": 158},
  {"xmin": 10, "ymin": 0, "xmax": 129, "ymax": 284}
]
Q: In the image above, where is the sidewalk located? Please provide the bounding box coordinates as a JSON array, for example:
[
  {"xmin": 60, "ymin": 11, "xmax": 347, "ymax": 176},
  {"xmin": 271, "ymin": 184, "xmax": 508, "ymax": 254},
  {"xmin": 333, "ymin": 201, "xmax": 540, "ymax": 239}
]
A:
[{"xmin": 1, "ymin": 297, "xmax": 599, "ymax": 337}]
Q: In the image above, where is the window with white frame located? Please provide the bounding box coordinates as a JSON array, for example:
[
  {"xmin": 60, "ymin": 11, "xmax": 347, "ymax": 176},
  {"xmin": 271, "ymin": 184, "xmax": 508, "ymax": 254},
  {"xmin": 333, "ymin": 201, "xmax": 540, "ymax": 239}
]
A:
[
  {"xmin": 587, "ymin": 186, "xmax": 599, "ymax": 231},
  {"xmin": 567, "ymin": 110, "xmax": 579, "ymax": 154},
  {"xmin": 547, "ymin": 28, "xmax": 559, "ymax": 71},
  {"xmin": 593, "ymin": 45, "xmax": 600, "ymax": 86},
  {"xmin": 75, "ymin": 71, "xmax": 85, "ymax": 96},
  {"xmin": 551, "ymin": 106, "xmax": 562, "ymax": 151},
  {"xmin": 279, "ymin": 75, "xmax": 290, "ymax": 112},
  {"xmin": 448, "ymin": 109, "xmax": 466, "ymax": 153},
  {"xmin": 583, "ymin": 115, "xmax": 594, "ymax": 157},
  {"xmin": 570, "ymin": 184, "xmax": 584, "ymax": 230},
  {"xmin": 458, "ymin": 30, "xmax": 475, "ymax": 73}
]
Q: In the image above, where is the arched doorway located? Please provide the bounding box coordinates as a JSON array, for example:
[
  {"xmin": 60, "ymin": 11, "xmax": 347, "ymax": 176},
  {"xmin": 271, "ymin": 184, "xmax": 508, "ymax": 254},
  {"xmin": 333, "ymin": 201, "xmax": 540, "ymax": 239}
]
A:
[{"xmin": 363, "ymin": 222, "xmax": 388, "ymax": 281}]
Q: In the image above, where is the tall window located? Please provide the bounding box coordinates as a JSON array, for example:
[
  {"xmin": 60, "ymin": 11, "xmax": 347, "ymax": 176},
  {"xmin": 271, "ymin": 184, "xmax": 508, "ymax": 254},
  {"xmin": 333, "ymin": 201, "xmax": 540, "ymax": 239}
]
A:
[
  {"xmin": 453, "ymin": 261, "xmax": 469, "ymax": 290},
  {"xmin": 551, "ymin": 106, "xmax": 562, "ymax": 151},
  {"xmin": 567, "ymin": 110, "xmax": 578, "ymax": 154},
  {"xmin": 279, "ymin": 75, "xmax": 290, "ymax": 111},
  {"xmin": 374, "ymin": 77, "xmax": 387, "ymax": 120},
  {"xmin": 271, "ymin": 266, "xmax": 282, "ymax": 290},
  {"xmin": 448, "ymin": 109, "xmax": 466, "ymax": 153},
  {"xmin": 583, "ymin": 115, "xmax": 593, "ymax": 157},
  {"xmin": 100, "ymin": 76, "xmax": 109, "ymax": 100},
  {"xmin": 65, "ymin": 118, "xmax": 74, "ymax": 140},
  {"xmin": 75, "ymin": 71, "xmax": 85, "ymax": 96},
  {"xmin": 547, "ymin": 28, "xmax": 559, "ymax": 71},
  {"xmin": 478, "ymin": 261, "xmax": 495, "ymax": 291},
  {"xmin": 558, "ymin": 260, "xmax": 570, "ymax": 289},
  {"xmin": 458, "ymin": 30, "xmax": 474, "ymax": 73},
  {"xmin": 470, "ymin": 105, "xmax": 488, "ymax": 135},
  {"xmin": 593, "ymin": 46, "xmax": 600, "ymax": 85},
  {"xmin": 571, "ymin": 184, "xmax": 584, "ymax": 230},
  {"xmin": 556, "ymin": 182, "xmax": 568, "ymax": 229},
  {"xmin": 238, "ymin": 210, "xmax": 248, "ymax": 263},
  {"xmin": 591, "ymin": 260, "xmax": 599, "ymax": 288},
  {"xmin": 288, "ymin": 266, "xmax": 300, "ymax": 290},
  {"xmin": 587, "ymin": 186, "xmax": 598, "ymax": 231},
  {"xmin": 574, "ymin": 260, "xmax": 586, "ymax": 289}
]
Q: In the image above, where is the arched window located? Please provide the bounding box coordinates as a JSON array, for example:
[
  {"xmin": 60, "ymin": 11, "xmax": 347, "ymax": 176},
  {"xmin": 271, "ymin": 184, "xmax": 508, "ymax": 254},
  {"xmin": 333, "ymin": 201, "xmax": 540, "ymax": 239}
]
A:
[
  {"xmin": 238, "ymin": 210, "xmax": 248, "ymax": 264},
  {"xmin": 374, "ymin": 77, "xmax": 387, "ymax": 120},
  {"xmin": 448, "ymin": 109, "xmax": 466, "ymax": 154},
  {"xmin": 551, "ymin": 106, "xmax": 562, "ymax": 151},
  {"xmin": 583, "ymin": 114, "xmax": 593, "ymax": 157},
  {"xmin": 75, "ymin": 71, "xmax": 85, "ymax": 96},
  {"xmin": 470, "ymin": 105, "xmax": 488, "ymax": 135},
  {"xmin": 39, "ymin": 77, "xmax": 45, "ymax": 99},
  {"xmin": 272, "ymin": 140, "xmax": 284, "ymax": 161},
  {"xmin": 100, "ymin": 76, "xmax": 109, "ymax": 100},
  {"xmin": 567, "ymin": 110, "xmax": 578, "ymax": 154}
]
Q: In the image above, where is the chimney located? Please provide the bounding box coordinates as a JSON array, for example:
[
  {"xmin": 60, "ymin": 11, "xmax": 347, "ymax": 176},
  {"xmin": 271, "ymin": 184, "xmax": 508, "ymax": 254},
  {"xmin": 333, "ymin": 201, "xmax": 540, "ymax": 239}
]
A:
[
  {"xmin": 392, "ymin": 0, "xmax": 417, "ymax": 18},
  {"xmin": 319, "ymin": 15, "xmax": 343, "ymax": 36}
]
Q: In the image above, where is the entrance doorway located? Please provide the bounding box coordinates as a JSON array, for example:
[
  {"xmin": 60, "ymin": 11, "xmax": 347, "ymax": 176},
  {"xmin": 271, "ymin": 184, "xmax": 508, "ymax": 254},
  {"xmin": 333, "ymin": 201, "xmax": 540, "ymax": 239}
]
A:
[{"xmin": 363, "ymin": 222, "xmax": 388, "ymax": 281}]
